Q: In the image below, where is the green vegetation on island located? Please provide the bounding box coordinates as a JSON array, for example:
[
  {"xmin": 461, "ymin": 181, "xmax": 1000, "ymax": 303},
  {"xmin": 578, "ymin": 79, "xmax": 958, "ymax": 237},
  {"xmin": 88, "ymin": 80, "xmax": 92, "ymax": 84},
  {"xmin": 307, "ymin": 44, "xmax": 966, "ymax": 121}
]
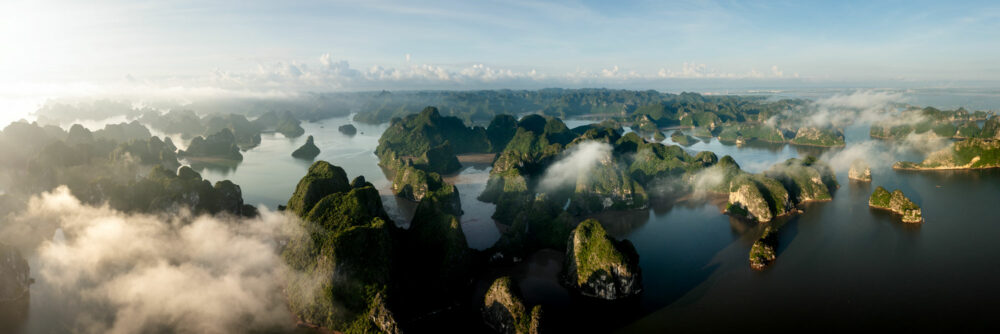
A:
[
  {"xmin": 338, "ymin": 124, "xmax": 358, "ymax": 136},
  {"xmin": 482, "ymin": 277, "xmax": 544, "ymax": 334},
  {"xmin": 869, "ymin": 186, "xmax": 923, "ymax": 223},
  {"xmin": 563, "ymin": 219, "xmax": 642, "ymax": 300},
  {"xmin": 726, "ymin": 173, "xmax": 791, "ymax": 223},
  {"xmin": 291, "ymin": 135, "xmax": 321, "ymax": 160},
  {"xmin": 894, "ymin": 138, "xmax": 1000, "ymax": 170},
  {"xmin": 750, "ymin": 226, "xmax": 778, "ymax": 270},
  {"xmin": 283, "ymin": 161, "xmax": 474, "ymax": 333},
  {"xmin": 178, "ymin": 128, "xmax": 244, "ymax": 161},
  {"xmin": 669, "ymin": 130, "xmax": 696, "ymax": 146},
  {"xmin": 870, "ymin": 107, "xmax": 995, "ymax": 140}
]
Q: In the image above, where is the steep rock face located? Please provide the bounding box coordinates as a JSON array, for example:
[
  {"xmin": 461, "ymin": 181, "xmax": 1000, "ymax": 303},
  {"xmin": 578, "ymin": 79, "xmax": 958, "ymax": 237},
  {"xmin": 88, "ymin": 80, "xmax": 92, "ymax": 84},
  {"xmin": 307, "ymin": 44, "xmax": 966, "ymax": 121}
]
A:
[
  {"xmin": 849, "ymin": 159, "xmax": 872, "ymax": 182},
  {"xmin": 869, "ymin": 186, "xmax": 923, "ymax": 223},
  {"xmin": 338, "ymin": 124, "xmax": 358, "ymax": 136},
  {"xmin": 178, "ymin": 128, "xmax": 243, "ymax": 161},
  {"xmin": 980, "ymin": 117, "xmax": 1000, "ymax": 139},
  {"xmin": 894, "ymin": 138, "xmax": 1000, "ymax": 170},
  {"xmin": 0, "ymin": 243, "xmax": 30, "ymax": 302},
  {"xmin": 764, "ymin": 157, "xmax": 837, "ymax": 203},
  {"xmin": 636, "ymin": 115, "xmax": 659, "ymax": 133},
  {"xmin": 291, "ymin": 135, "xmax": 321, "ymax": 160},
  {"xmin": 568, "ymin": 158, "xmax": 648, "ymax": 215},
  {"xmin": 286, "ymin": 161, "xmax": 351, "ymax": 217},
  {"xmin": 726, "ymin": 174, "xmax": 791, "ymax": 223},
  {"xmin": 790, "ymin": 126, "xmax": 845, "ymax": 147},
  {"xmin": 563, "ymin": 219, "xmax": 642, "ymax": 300},
  {"xmin": 391, "ymin": 163, "xmax": 462, "ymax": 214},
  {"xmin": 482, "ymin": 277, "xmax": 531, "ymax": 334},
  {"xmin": 369, "ymin": 293, "xmax": 403, "ymax": 334},
  {"xmin": 750, "ymin": 227, "xmax": 778, "ymax": 270}
]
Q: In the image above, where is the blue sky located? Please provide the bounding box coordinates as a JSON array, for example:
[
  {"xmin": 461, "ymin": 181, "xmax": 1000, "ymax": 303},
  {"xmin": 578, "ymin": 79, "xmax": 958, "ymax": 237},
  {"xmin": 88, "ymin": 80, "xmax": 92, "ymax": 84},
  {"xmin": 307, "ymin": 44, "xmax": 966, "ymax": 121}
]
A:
[{"xmin": 1, "ymin": 0, "xmax": 999, "ymax": 99}]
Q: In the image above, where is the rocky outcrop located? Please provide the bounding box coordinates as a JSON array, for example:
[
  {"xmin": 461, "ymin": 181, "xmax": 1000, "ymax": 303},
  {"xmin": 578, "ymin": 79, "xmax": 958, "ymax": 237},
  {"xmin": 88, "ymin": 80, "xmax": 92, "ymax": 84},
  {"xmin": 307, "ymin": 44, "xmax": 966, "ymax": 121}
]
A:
[
  {"xmin": 291, "ymin": 135, "xmax": 321, "ymax": 160},
  {"xmin": 670, "ymin": 130, "xmax": 696, "ymax": 146},
  {"xmin": 849, "ymin": 159, "xmax": 872, "ymax": 182},
  {"xmin": 894, "ymin": 138, "xmax": 1000, "ymax": 170},
  {"xmin": 483, "ymin": 277, "xmax": 533, "ymax": 334},
  {"xmin": 253, "ymin": 110, "xmax": 304, "ymax": 138},
  {"xmin": 789, "ymin": 126, "xmax": 845, "ymax": 147},
  {"xmin": 286, "ymin": 161, "xmax": 351, "ymax": 217},
  {"xmin": 764, "ymin": 157, "xmax": 837, "ymax": 203},
  {"xmin": 0, "ymin": 243, "xmax": 30, "ymax": 302},
  {"xmin": 178, "ymin": 128, "xmax": 243, "ymax": 161},
  {"xmin": 563, "ymin": 219, "xmax": 642, "ymax": 300},
  {"xmin": 726, "ymin": 174, "xmax": 791, "ymax": 223},
  {"xmin": 338, "ymin": 124, "xmax": 357, "ymax": 136},
  {"xmin": 749, "ymin": 226, "xmax": 777, "ymax": 270},
  {"xmin": 283, "ymin": 161, "xmax": 396, "ymax": 331},
  {"xmin": 369, "ymin": 292, "xmax": 403, "ymax": 334},
  {"xmin": 869, "ymin": 186, "xmax": 923, "ymax": 223},
  {"xmin": 391, "ymin": 163, "xmax": 462, "ymax": 214},
  {"xmin": 568, "ymin": 157, "xmax": 648, "ymax": 215}
]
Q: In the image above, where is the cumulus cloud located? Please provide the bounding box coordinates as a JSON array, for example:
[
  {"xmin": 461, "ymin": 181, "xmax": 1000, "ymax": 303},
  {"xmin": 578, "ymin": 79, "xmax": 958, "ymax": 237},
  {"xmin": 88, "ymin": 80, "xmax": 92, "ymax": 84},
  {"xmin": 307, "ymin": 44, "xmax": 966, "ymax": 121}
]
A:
[
  {"xmin": 539, "ymin": 141, "xmax": 612, "ymax": 192},
  {"xmin": 8, "ymin": 186, "xmax": 305, "ymax": 334},
  {"xmin": 768, "ymin": 90, "xmax": 909, "ymax": 128}
]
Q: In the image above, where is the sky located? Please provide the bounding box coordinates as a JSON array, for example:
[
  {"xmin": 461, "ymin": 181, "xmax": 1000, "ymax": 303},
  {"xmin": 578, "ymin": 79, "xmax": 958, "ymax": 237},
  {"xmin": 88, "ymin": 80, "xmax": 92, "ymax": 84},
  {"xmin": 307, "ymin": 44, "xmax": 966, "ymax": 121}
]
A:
[{"xmin": 1, "ymin": 0, "xmax": 1000, "ymax": 118}]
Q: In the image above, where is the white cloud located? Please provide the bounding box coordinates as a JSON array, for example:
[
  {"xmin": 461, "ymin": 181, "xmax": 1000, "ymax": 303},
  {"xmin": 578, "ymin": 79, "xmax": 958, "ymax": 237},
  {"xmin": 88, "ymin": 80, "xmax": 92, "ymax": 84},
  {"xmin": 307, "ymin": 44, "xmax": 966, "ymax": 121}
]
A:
[
  {"xmin": 539, "ymin": 141, "xmax": 613, "ymax": 192},
  {"xmin": 6, "ymin": 186, "xmax": 306, "ymax": 334}
]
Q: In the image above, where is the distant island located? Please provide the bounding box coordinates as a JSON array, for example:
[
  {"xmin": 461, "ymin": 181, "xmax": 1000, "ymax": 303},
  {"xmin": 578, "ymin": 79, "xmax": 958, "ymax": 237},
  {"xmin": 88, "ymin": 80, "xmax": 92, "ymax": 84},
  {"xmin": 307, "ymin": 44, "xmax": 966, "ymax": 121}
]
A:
[
  {"xmin": 291, "ymin": 135, "xmax": 320, "ymax": 160},
  {"xmin": 894, "ymin": 138, "xmax": 1000, "ymax": 170}
]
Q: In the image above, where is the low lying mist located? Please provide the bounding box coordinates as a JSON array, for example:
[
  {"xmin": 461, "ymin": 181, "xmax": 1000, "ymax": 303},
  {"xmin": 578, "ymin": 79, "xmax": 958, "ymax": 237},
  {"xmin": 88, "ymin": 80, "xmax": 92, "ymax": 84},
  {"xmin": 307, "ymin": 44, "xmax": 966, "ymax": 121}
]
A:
[
  {"xmin": 538, "ymin": 141, "xmax": 613, "ymax": 193},
  {"xmin": 6, "ymin": 186, "xmax": 305, "ymax": 334}
]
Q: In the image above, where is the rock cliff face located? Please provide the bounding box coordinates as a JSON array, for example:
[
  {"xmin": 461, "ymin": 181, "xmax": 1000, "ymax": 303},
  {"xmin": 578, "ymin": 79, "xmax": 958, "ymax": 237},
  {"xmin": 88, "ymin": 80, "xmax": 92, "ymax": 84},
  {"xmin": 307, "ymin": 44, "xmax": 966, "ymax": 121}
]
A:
[
  {"xmin": 869, "ymin": 186, "xmax": 923, "ymax": 223},
  {"xmin": 894, "ymin": 138, "xmax": 1000, "ymax": 170},
  {"xmin": 749, "ymin": 227, "xmax": 778, "ymax": 270},
  {"xmin": 369, "ymin": 293, "xmax": 403, "ymax": 334},
  {"xmin": 568, "ymin": 157, "xmax": 648, "ymax": 215},
  {"xmin": 0, "ymin": 243, "xmax": 30, "ymax": 302},
  {"xmin": 563, "ymin": 219, "xmax": 642, "ymax": 300},
  {"xmin": 483, "ymin": 277, "xmax": 534, "ymax": 334},
  {"xmin": 764, "ymin": 157, "xmax": 837, "ymax": 203},
  {"xmin": 388, "ymin": 161, "xmax": 464, "ymax": 217},
  {"xmin": 291, "ymin": 135, "xmax": 321, "ymax": 160},
  {"xmin": 726, "ymin": 174, "xmax": 791, "ymax": 223},
  {"xmin": 283, "ymin": 161, "xmax": 396, "ymax": 332},
  {"xmin": 849, "ymin": 159, "xmax": 872, "ymax": 182}
]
